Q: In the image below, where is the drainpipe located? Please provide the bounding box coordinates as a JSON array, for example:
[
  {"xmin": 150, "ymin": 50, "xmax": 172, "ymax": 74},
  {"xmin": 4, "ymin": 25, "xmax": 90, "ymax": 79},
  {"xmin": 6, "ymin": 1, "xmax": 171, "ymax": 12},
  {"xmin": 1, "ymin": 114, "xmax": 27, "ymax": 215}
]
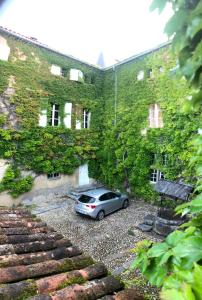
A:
[{"xmin": 113, "ymin": 65, "xmax": 117, "ymax": 125}]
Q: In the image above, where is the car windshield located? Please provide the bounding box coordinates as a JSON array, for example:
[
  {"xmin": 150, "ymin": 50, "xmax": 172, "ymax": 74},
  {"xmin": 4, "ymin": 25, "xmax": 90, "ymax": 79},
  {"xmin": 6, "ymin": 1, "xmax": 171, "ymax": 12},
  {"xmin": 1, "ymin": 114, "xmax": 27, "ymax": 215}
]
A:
[{"xmin": 79, "ymin": 194, "xmax": 95, "ymax": 203}]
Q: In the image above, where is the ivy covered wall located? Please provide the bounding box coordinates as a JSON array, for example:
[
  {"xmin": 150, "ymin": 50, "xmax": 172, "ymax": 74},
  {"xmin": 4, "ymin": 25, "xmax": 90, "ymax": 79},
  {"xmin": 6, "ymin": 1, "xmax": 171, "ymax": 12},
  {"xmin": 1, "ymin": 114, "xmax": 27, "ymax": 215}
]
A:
[
  {"xmin": 0, "ymin": 33, "xmax": 199, "ymax": 201},
  {"xmin": 0, "ymin": 32, "xmax": 104, "ymax": 197},
  {"xmin": 90, "ymin": 45, "xmax": 199, "ymax": 200}
]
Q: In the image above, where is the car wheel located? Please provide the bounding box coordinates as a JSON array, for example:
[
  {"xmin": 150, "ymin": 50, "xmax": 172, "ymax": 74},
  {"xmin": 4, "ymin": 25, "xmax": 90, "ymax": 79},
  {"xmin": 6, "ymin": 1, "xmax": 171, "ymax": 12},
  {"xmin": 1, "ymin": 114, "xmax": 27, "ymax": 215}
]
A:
[
  {"xmin": 96, "ymin": 210, "xmax": 105, "ymax": 221},
  {"xmin": 122, "ymin": 199, "xmax": 129, "ymax": 209}
]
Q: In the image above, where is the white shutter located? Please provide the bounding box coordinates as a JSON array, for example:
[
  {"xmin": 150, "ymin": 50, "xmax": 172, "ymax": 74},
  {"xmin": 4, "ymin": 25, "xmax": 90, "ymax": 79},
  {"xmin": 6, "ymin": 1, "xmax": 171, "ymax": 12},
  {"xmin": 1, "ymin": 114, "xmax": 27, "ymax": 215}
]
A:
[
  {"xmin": 64, "ymin": 103, "xmax": 72, "ymax": 128},
  {"xmin": 76, "ymin": 119, "xmax": 81, "ymax": 129},
  {"xmin": 87, "ymin": 111, "xmax": 91, "ymax": 128},
  {"xmin": 50, "ymin": 65, "xmax": 61, "ymax": 76},
  {"xmin": 0, "ymin": 36, "xmax": 10, "ymax": 61},
  {"xmin": 70, "ymin": 69, "xmax": 84, "ymax": 82},
  {"xmin": 149, "ymin": 105, "xmax": 154, "ymax": 128},
  {"xmin": 39, "ymin": 109, "xmax": 47, "ymax": 127}
]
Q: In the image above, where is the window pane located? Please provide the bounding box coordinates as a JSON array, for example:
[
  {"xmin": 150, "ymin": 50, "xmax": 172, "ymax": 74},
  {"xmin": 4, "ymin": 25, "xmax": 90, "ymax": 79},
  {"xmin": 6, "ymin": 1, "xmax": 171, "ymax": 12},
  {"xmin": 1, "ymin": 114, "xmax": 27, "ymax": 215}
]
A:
[
  {"xmin": 150, "ymin": 169, "xmax": 157, "ymax": 182},
  {"xmin": 54, "ymin": 119, "xmax": 59, "ymax": 126},
  {"xmin": 107, "ymin": 192, "xmax": 117, "ymax": 199},
  {"xmin": 55, "ymin": 111, "xmax": 59, "ymax": 118},
  {"xmin": 99, "ymin": 193, "xmax": 109, "ymax": 201}
]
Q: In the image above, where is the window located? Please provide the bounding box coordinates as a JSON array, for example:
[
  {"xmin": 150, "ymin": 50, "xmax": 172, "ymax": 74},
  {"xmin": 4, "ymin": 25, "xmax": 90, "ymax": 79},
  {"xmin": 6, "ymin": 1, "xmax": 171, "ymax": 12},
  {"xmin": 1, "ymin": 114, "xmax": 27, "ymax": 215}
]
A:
[
  {"xmin": 69, "ymin": 69, "xmax": 84, "ymax": 82},
  {"xmin": 149, "ymin": 104, "xmax": 163, "ymax": 128},
  {"xmin": 0, "ymin": 36, "xmax": 10, "ymax": 61},
  {"xmin": 107, "ymin": 192, "xmax": 118, "ymax": 199},
  {"xmin": 150, "ymin": 169, "xmax": 158, "ymax": 183},
  {"xmin": 150, "ymin": 169, "xmax": 164, "ymax": 183},
  {"xmin": 99, "ymin": 193, "xmax": 110, "ymax": 201},
  {"xmin": 83, "ymin": 109, "xmax": 91, "ymax": 128},
  {"xmin": 61, "ymin": 67, "xmax": 68, "ymax": 77},
  {"xmin": 78, "ymin": 195, "xmax": 95, "ymax": 203},
  {"xmin": 147, "ymin": 68, "xmax": 154, "ymax": 78},
  {"xmin": 49, "ymin": 104, "xmax": 60, "ymax": 126},
  {"xmin": 50, "ymin": 65, "xmax": 62, "ymax": 76},
  {"xmin": 47, "ymin": 173, "xmax": 60, "ymax": 180},
  {"xmin": 137, "ymin": 70, "xmax": 144, "ymax": 81}
]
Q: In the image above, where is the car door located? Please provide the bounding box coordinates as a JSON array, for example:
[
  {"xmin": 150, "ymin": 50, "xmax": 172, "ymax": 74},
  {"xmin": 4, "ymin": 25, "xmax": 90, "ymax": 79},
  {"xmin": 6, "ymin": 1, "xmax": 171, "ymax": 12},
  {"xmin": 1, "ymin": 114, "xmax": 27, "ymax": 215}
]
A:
[
  {"xmin": 106, "ymin": 192, "xmax": 121, "ymax": 212},
  {"xmin": 99, "ymin": 193, "xmax": 114, "ymax": 215}
]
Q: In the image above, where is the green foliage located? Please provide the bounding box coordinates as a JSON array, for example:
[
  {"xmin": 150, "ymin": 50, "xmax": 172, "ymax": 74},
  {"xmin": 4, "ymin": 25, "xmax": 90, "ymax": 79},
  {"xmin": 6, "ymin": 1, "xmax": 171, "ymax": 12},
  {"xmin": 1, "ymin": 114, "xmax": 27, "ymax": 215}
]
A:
[
  {"xmin": 133, "ymin": 1, "xmax": 202, "ymax": 299},
  {"xmin": 91, "ymin": 45, "xmax": 198, "ymax": 200},
  {"xmin": 0, "ymin": 165, "xmax": 33, "ymax": 198},
  {"xmin": 132, "ymin": 227, "xmax": 202, "ymax": 298},
  {"xmin": 0, "ymin": 34, "xmax": 103, "ymax": 197}
]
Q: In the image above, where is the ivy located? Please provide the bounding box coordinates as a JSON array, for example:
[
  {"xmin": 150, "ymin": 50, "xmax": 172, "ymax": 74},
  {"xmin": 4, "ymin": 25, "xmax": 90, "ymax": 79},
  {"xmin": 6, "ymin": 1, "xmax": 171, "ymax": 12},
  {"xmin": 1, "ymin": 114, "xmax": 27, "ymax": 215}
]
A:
[
  {"xmin": 0, "ymin": 165, "xmax": 33, "ymax": 197},
  {"xmin": 0, "ymin": 34, "xmax": 103, "ymax": 197},
  {"xmin": 133, "ymin": 1, "xmax": 202, "ymax": 299},
  {"xmin": 90, "ymin": 46, "xmax": 199, "ymax": 200}
]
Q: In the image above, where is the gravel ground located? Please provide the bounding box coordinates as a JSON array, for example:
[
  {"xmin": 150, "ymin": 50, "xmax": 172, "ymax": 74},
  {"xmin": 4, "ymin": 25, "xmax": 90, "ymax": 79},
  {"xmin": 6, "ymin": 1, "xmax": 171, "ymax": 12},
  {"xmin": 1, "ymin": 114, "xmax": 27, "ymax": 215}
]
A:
[{"xmin": 38, "ymin": 197, "xmax": 162, "ymax": 274}]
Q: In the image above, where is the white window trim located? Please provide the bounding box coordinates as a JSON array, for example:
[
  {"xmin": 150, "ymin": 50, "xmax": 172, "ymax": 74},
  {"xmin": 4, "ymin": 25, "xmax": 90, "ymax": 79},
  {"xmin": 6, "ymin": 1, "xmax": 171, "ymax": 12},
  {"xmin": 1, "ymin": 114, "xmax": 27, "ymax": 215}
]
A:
[
  {"xmin": 50, "ymin": 104, "xmax": 60, "ymax": 126},
  {"xmin": 150, "ymin": 169, "xmax": 164, "ymax": 184}
]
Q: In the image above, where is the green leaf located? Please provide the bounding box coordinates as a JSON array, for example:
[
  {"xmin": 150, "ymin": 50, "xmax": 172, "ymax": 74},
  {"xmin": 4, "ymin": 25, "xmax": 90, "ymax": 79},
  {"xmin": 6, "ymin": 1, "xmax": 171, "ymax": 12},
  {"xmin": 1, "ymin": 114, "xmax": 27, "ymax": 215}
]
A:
[
  {"xmin": 149, "ymin": 0, "xmax": 167, "ymax": 13},
  {"xmin": 165, "ymin": 9, "xmax": 188, "ymax": 37},
  {"xmin": 159, "ymin": 250, "xmax": 173, "ymax": 265},
  {"xmin": 148, "ymin": 243, "xmax": 169, "ymax": 258},
  {"xmin": 183, "ymin": 283, "xmax": 196, "ymax": 300},
  {"xmin": 163, "ymin": 275, "xmax": 182, "ymax": 290},
  {"xmin": 145, "ymin": 263, "xmax": 167, "ymax": 287},
  {"xmin": 186, "ymin": 17, "xmax": 202, "ymax": 39},
  {"xmin": 192, "ymin": 263, "xmax": 202, "ymax": 299},
  {"xmin": 173, "ymin": 236, "xmax": 202, "ymax": 264},
  {"xmin": 161, "ymin": 288, "xmax": 186, "ymax": 300},
  {"xmin": 166, "ymin": 230, "xmax": 186, "ymax": 247}
]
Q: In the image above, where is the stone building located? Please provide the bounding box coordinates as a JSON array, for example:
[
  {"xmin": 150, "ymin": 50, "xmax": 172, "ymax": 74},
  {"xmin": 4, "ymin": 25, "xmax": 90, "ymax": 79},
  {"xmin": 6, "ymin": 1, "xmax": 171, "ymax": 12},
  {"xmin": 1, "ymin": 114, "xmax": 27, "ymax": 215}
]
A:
[{"xmin": 0, "ymin": 26, "xmax": 197, "ymax": 206}]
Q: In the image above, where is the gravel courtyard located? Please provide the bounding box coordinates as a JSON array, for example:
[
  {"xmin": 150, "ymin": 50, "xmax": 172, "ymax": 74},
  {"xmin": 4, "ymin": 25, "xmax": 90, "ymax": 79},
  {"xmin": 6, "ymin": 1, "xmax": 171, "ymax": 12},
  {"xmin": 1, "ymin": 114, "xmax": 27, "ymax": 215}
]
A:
[{"xmin": 38, "ymin": 197, "xmax": 162, "ymax": 274}]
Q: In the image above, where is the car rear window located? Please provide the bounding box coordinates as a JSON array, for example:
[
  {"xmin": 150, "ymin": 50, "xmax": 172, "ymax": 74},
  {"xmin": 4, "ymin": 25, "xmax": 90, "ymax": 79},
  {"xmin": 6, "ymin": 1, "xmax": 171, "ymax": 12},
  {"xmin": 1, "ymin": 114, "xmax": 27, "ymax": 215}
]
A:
[{"xmin": 79, "ymin": 194, "xmax": 95, "ymax": 203}]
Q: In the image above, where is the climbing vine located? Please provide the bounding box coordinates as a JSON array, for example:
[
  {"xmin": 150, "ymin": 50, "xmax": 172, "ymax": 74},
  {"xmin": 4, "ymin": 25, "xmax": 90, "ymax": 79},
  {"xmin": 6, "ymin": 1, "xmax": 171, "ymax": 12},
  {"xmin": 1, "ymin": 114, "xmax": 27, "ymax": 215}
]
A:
[
  {"xmin": 0, "ymin": 34, "xmax": 103, "ymax": 197},
  {"xmin": 0, "ymin": 28, "xmax": 200, "ymax": 201},
  {"xmin": 90, "ymin": 46, "xmax": 199, "ymax": 200}
]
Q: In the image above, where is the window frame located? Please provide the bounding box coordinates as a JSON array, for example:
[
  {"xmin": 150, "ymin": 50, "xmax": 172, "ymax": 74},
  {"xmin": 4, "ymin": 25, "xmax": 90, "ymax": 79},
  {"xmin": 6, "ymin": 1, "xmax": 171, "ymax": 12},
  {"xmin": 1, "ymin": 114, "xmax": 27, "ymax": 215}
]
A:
[
  {"xmin": 49, "ymin": 103, "xmax": 60, "ymax": 126},
  {"xmin": 150, "ymin": 169, "xmax": 164, "ymax": 183},
  {"xmin": 47, "ymin": 173, "xmax": 60, "ymax": 180},
  {"xmin": 83, "ymin": 109, "xmax": 91, "ymax": 129}
]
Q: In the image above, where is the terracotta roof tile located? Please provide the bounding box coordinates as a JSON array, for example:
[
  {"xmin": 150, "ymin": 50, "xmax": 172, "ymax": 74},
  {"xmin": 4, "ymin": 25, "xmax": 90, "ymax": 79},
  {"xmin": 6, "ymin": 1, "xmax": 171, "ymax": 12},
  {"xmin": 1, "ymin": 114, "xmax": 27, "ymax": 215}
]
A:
[{"xmin": 0, "ymin": 208, "xmax": 145, "ymax": 299}]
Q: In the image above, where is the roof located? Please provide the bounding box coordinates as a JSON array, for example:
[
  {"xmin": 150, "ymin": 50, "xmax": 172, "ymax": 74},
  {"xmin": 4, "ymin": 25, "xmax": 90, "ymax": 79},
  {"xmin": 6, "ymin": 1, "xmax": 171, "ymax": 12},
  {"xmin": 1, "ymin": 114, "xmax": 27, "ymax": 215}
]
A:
[
  {"xmin": 0, "ymin": 25, "xmax": 171, "ymax": 71},
  {"xmin": 155, "ymin": 180, "xmax": 194, "ymax": 201},
  {"xmin": 82, "ymin": 188, "xmax": 111, "ymax": 198},
  {"xmin": 0, "ymin": 26, "xmax": 102, "ymax": 71},
  {"xmin": 105, "ymin": 41, "xmax": 171, "ymax": 70},
  {"xmin": 0, "ymin": 207, "xmax": 144, "ymax": 300}
]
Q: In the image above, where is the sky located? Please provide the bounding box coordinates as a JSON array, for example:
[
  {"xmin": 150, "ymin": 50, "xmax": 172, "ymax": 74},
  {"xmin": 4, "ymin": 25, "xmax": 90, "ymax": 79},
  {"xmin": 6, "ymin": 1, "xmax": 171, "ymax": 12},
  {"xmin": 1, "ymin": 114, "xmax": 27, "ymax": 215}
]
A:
[{"xmin": 0, "ymin": 0, "xmax": 173, "ymax": 67}]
